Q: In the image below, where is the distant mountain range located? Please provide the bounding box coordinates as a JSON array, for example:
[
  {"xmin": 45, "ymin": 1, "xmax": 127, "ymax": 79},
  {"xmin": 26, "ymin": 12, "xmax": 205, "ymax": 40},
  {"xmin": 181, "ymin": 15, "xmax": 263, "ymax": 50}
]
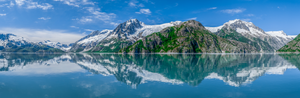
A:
[
  {"xmin": 0, "ymin": 19, "xmax": 298, "ymax": 53},
  {"xmin": 0, "ymin": 34, "xmax": 64, "ymax": 52}
]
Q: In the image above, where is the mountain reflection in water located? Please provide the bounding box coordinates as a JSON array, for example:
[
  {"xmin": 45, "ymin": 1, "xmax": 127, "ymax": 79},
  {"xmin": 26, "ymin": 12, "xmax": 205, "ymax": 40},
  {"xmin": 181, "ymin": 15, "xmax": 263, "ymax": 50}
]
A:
[{"xmin": 0, "ymin": 53, "xmax": 299, "ymax": 88}]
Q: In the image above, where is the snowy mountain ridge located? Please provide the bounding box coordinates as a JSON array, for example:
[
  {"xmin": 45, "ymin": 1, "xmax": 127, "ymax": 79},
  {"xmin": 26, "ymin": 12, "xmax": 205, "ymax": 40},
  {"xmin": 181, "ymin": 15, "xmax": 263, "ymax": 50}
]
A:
[
  {"xmin": 265, "ymin": 30, "xmax": 297, "ymax": 40},
  {"xmin": 76, "ymin": 19, "xmax": 182, "ymax": 52},
  {"xmin": 205, "ymin": 19, "xmax": 296, "ymax": 50},
  {"xmin": 0, "ymin": 33, "xmax": 31, "ymax": 47},
  {"xmin": 38, "ymin": 40, "xmax": 73, "ymax": 51},
  {"xmin": 0, "ymin": 33, "xmax": 72, "ymax": 52},
  {"xmin": 105, "ymin": 19, "xmax": 182, "ymax": 40},
  {"xmin": 69, "ymin": 30, "xmax": 113, "ymax": 52}
]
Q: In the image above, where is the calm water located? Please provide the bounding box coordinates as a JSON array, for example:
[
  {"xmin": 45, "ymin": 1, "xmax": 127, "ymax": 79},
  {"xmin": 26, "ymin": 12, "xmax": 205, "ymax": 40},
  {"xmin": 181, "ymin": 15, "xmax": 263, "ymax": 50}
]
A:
[{"xmin": 0, "ymin": 53, "xmax": 300, "ymax": 98}]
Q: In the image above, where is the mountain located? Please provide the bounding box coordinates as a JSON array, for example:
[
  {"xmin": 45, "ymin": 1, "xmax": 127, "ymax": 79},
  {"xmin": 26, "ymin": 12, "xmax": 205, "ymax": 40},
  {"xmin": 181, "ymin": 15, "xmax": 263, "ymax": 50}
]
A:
[
  {"xmin": 89, "ymin": 19, "xmax": 182, "ymax": 53},
  {"xmin": 205, "ymin": 19, "xmax": 296, "ymax": 51},
  {"xmin": 38, "ymin": 40, "xmax": 73, "ymax": 51},
  {"xmin": 0, "ymin": 33, "xmax": 64, "ymax": 52},
  {"xmin": 120, "ymin": 20, "xmax": 258, "ymax": 53},
  {"xmin": 69, "ymin": 30, "xmax": 112, "ymax": 52},
  {"xmin": 265, "ymin": 30, "xmax": 297, "ymax": 47},
  {"xmin": 277, "ymin": 34, "xmax": 300, "ymax": 52},
  {"xmin": 215, "ymin": 26, "xmax": 274, "ymax": 52}
]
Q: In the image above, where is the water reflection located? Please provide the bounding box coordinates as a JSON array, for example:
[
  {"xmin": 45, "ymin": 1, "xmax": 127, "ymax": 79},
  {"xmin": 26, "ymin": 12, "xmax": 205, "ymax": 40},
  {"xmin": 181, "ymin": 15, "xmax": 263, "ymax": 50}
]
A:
[
  {"xmin": 0, "ymin": 53, "xmax": 298, "ymax": 87},
  {"xmin": 0, "ymin": 53, "xmax": 84, "ymax": 75}
]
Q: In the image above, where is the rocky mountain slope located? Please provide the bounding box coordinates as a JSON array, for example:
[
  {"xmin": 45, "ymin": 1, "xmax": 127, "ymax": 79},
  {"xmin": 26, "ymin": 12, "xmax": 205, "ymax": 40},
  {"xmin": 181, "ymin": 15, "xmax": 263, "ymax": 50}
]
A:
[
  {"xmin": 206, "ymin": 19, "xmax": 296, "ymax": 51},
  {"xmin": 277, "ymin": 34, "xmax": 300, "ymax": 52},
  {"xmin": 89, "ymin": 19, "xmax": 182, "ymax": 53},
  {"xmin": 215, "ymin": 27, "xmax": 274, "ymax": 52},
  {"xmin": 0, "ymin": 34, "xmax": 64, "ymax": 52},
  {"xmin": 120, "ymin": 20, "xmax": 258, "ymax": 53},
  {"xmin": 69, "ymin": 30, "xmax": 112, "ymax": 52}
]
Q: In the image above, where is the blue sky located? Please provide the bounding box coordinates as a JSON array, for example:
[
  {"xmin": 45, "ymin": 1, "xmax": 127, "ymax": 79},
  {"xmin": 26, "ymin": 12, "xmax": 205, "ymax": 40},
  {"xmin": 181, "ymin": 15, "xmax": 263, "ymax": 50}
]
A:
[{"xmin": 0, "ymin": 0, "xmax": 299, "ymax": 44}]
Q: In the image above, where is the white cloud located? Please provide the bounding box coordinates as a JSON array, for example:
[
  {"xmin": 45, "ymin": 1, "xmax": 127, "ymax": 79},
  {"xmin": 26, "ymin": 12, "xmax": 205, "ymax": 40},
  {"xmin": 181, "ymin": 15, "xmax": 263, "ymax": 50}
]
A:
[
  {"xmin": 136, "ymin": 9, "xmax": 151, "ymax": 15},
  {"xmin": 138, "ymin": 3, "xmax": 144, "ymax": 7},
  {"xmin": 0, "ymin": 28, "xmax": 85, "ymax": 44},
  {"xmin": 241, "ymin": 19, "xmax": 251, "ymax": 22},
  {"xmin": 15, "ymin": 0, "xmax": 26, "ymax": 6},
  {"xmin": 109, "ymin": 22, "xmax": 119, "ymax": 26},
  {"xmin": 77, "ymin": 17, "xmax": 93, "ymax": 23},
  {"xmin": 0, "ymin": 1, "xmax": 14, "ymax": 8},
  {"xmin": 129, "ymin": 2, "xmax": 136, "ymax": 7},
  {"xmin": 27, "ymin": 2, "xmax": 53, "ymax": 10},
  {"xmin": 187, "ymin": 17, "xmax": 197, "ymax": 20},
  {"xmin": 55, "ymin": 1, "xmax": 116, "ymax": 26},
  {"xmin": 0, "ymin": 13, "xmax": 6, "ymax": 16},
  {"xmin": 15, "ymin": 0, "xmax": 53, "ymax": 10},
  {"xmin": 245, "ymin": 14, "xmax": 254, "ymax": 17},
  {"xmin": 208, "ymin": 7, "xmax": 217, "ymax": 10},
  {"xmin": 38, "ymin": 17, "xmax": 51, "ymax": 20},
  {"xmin": 86, "ymin": 7, "xmax": 116, "ymax": 20},
  {"xmin": 54, "ymin": 0, "xmax": 95, "ymax": 7},
  {"xmin": 0, "ymin": 3, "xmax": 8, "ymax": 7},
  {"xmin": 128, "ymin": 0, "xmax": 144, "ymax": 7},
  {"xmin": 0, "ymin": 1, "xmax": 15, "ymax": 8},
  {"xmin": 77, "ymin": 7, "xmax": 116, "ymax": 24},
  {"xmin": 9, "ymin": 1, "xmax": 15, "ymax": 7},
  {"xmin": 70, "ymin": 26, "xmax": 79, "ymax": 29},
  {"xmin": 84, "ymin": 29, "xmax": 94, "ymax": 32},
  {"xmin": 221, "ymin": 8, "xmax": 246, "ymax": 14}
]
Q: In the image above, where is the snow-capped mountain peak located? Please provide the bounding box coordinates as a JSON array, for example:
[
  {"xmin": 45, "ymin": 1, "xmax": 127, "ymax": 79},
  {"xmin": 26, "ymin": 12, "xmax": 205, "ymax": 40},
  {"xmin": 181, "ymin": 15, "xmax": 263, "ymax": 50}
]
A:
[
  {"xmin": 106, "ymin": 19, "xmax": 182, "ymax": 40},
  {"xmin": 87, "ymin": 19, "xmax": 183, "ymax": 52},
  {"xmin": 205, "ymin": 19, "xmax": 260, "ymax": 34},
  {"xmin": 0, "ymin": 33, "xmax": 31, "ymax": 47},
  {"xmin": 170, "ymin": 21, "xmax": 182, "ymax": 25},
  {"xmin": 125, "ymin": 19, "xmax": 145, "ymax": 27},
  {"xmin": 7, "ymin": 34, "xmax": 29, "ymax": 42},
  {"xmin": 205, "ymin": 19, "xmax": 297, "ymax": 50}
]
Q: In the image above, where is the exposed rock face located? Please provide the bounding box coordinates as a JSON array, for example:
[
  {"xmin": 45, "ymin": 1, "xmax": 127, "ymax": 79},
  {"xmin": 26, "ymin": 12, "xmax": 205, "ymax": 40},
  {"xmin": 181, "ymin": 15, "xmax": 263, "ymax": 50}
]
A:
[
  {"xmin": 89, "ymin": 19, "xmax": 182, "ymax": 53},
  {"xmin": 277, "ymin": 34, "xmax": 300, "ymax": 52},
  {"xmin": 206, "ymin": 19, "xmax": 296, "ymax": 51},
  {"xmin": 69, "ymin": 30, "xmax": 112, "ymax": 52},
  {"xmin": 120, "ymin": 20, "xmax": 259, "ymax": 53}
]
